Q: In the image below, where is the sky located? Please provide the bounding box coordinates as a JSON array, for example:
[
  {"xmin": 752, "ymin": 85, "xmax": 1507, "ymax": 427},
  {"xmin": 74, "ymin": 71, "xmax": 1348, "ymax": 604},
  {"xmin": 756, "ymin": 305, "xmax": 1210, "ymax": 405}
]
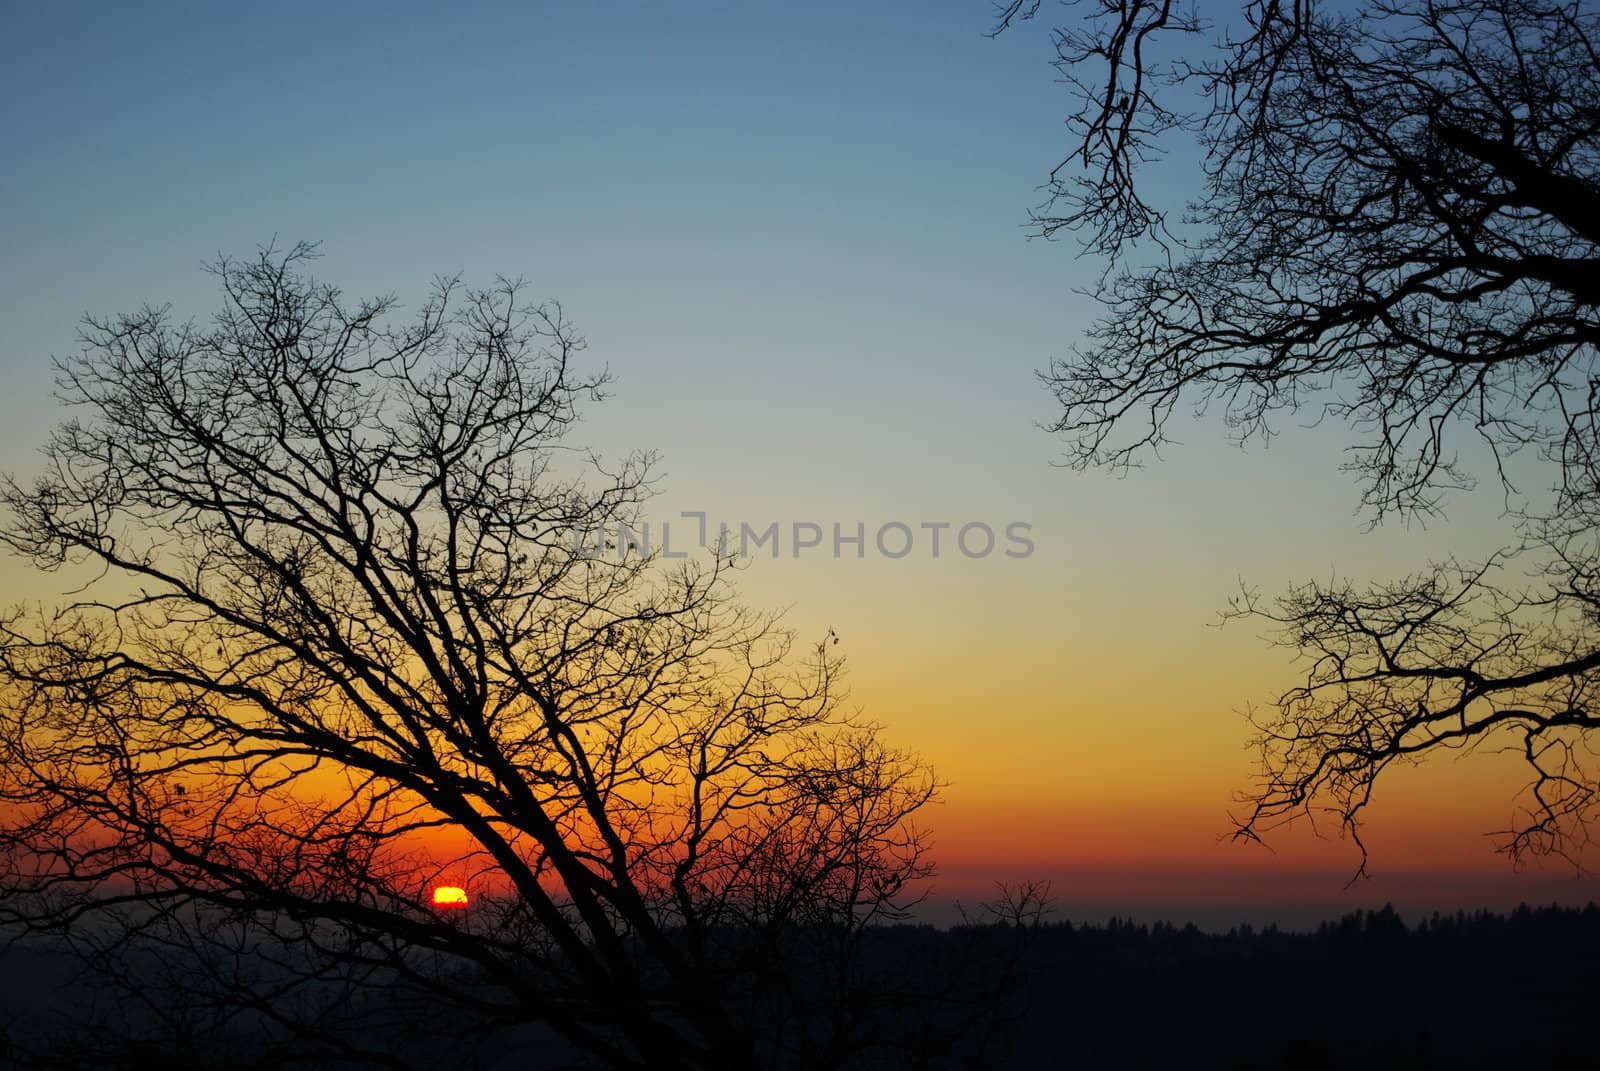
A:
[{"xmin": 2, "ymin": 0, "xmax": 1594, "ymax": 929}]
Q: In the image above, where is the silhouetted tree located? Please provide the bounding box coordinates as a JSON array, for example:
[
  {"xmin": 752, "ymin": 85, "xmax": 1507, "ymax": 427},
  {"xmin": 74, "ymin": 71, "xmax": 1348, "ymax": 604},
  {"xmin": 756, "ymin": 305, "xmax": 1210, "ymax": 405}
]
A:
[
  {"xmin": 0, "ymin": 244, "xmax": 938, "ymax": 1069},
  {"xmin": 994, "ymin": 1, "xmax": 1600, "ymax": 867}
]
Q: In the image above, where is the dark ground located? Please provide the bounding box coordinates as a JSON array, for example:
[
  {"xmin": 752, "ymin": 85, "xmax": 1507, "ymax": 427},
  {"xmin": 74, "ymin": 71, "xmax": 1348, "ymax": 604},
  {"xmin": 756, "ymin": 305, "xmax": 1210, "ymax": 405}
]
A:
[{"xmin": 2, "ymin": 902, "xmax": 1595, "ymax": 1069}]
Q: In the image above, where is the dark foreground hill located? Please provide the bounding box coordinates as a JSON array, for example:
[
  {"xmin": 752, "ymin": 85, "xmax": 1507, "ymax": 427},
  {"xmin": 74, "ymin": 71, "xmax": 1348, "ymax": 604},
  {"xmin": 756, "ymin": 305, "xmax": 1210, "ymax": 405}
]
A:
[
  {"xmin": 977, "ymin": 902, "xmax": 1600, "ymax": 1068},
  {"xmin": 2, "ymin": 902, "xmax": 1595, "ymax": 1069}
]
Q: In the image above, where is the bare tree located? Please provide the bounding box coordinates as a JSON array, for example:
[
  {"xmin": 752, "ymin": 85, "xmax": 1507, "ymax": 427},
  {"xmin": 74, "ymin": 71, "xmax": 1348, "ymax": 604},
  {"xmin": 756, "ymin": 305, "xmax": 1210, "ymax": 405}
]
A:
[
  {"xmin": 0, "ymin": 244, "xmax": 938, "ymax": 1069},
  {"xmin": 994, "ymin": 1, "xmax": 1600, "ymax": 869}
]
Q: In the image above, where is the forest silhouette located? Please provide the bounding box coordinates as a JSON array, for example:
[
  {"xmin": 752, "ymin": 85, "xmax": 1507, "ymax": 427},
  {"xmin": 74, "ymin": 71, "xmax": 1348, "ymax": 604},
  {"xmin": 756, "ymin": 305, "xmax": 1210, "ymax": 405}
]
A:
[{"xmin": 3, "ymin": 901, "xmax": 1596, "ymax": 1068}]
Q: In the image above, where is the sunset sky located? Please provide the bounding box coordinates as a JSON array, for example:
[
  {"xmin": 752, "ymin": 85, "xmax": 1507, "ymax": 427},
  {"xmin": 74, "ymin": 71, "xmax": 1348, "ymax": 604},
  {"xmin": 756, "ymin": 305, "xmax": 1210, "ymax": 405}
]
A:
[{"xmin": 3, "ymin": 0, "xmax": 1593, "ymax": 928}]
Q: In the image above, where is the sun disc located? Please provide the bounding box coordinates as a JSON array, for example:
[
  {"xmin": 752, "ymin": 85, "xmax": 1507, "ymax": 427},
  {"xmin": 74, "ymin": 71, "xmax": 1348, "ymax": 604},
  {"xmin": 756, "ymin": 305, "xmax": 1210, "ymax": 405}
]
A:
[{"xmin": 431, "ymin": 885, "xmax": 469, "ymax": 907}]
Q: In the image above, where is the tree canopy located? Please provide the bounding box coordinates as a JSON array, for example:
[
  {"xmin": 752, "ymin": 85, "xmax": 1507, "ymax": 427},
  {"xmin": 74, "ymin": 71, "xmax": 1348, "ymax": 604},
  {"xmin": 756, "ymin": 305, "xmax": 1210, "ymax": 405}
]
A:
[
  {"xmin": 0, "ymin": 244, "xmax": 938, "ymax": 1069},
  {"xmin": 997, "ymin": 0, "xmax": 1600, "ymax": 868}
]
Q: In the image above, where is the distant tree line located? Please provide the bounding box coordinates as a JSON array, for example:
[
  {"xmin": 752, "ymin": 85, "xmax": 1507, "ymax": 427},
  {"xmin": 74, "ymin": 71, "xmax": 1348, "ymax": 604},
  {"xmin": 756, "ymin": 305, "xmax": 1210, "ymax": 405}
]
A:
[{"xmin": 4, "ymin": 900, "xmax": 1596, "ymax": 1069}]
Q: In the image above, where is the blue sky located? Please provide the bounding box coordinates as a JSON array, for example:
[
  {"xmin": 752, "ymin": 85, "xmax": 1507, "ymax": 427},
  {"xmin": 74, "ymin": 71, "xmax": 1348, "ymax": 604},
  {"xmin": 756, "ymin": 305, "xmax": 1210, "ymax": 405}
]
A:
[{"xmin": 3, "ymin": 1, "xmax": 1082, "ymax": 501}]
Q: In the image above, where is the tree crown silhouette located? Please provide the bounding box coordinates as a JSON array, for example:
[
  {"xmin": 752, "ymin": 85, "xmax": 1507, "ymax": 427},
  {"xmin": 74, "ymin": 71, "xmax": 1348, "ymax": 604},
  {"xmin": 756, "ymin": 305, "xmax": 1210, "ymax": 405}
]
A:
[
  {"xmin": 996, "ymin": 0, "xmax": 1600, "ymax": 869},
  {"xmin": 0, "ymin": 243, "xmax": 937, "ymax": 1068}
]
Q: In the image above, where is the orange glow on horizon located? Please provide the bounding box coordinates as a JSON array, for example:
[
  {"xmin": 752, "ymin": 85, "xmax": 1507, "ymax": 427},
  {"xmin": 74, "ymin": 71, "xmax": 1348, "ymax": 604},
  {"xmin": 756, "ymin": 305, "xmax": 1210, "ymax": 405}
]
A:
[{"xmin": 431, "ymin": 885, "xmax": 469, "ymax": 907}]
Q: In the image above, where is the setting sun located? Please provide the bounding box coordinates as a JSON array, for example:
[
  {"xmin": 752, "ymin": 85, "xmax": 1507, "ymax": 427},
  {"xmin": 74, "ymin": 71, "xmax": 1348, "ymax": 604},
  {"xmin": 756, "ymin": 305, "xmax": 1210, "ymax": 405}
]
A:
[{"xmin": 431, "ymin": 885, "xmax": 468, "ymax": 907}]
